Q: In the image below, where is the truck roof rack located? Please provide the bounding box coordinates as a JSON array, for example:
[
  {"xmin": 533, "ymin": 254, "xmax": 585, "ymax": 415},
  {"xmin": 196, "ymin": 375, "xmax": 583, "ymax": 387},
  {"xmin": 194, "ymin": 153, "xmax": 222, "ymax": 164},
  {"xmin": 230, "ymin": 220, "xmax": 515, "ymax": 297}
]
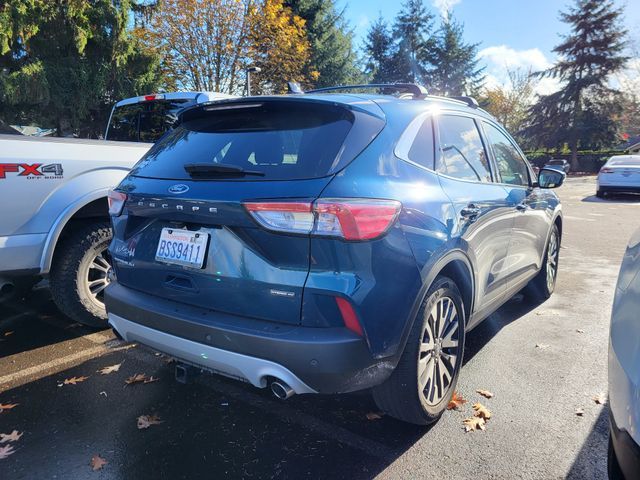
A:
[{"xmin": 305, "ymin": 83, "xmax": 429, "ymax": 99}]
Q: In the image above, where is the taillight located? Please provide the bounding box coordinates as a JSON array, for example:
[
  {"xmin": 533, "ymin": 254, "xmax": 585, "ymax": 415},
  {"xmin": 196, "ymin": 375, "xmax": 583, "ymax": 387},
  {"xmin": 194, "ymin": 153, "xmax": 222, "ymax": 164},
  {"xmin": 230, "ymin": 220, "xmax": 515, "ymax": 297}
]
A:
[
  {"xmin": 600, "ymin": 167, "xmax": 614, "ymax": 173},
  {"xmin": 108, "ymin": 190, "xmax": 127, "ymax": 216},
  {"xmin": 142, "ymin": 94, "xmax": 165, "ymax": 102},
  {"xmin": 243, "ymin": 199, "xmax": 401, "ymax": 241}
]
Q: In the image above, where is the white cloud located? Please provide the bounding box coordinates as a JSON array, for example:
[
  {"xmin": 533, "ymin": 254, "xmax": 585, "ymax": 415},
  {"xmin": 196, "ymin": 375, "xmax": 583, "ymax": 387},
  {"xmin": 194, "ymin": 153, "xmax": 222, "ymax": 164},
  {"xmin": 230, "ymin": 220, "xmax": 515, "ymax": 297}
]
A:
[
  {"xmin": 478, "ymin": 45, "xmax": 560, "ymax": 95},
  {"xmin": 432, "ymin": 0, "xmax": 461, "ymax": 19}
]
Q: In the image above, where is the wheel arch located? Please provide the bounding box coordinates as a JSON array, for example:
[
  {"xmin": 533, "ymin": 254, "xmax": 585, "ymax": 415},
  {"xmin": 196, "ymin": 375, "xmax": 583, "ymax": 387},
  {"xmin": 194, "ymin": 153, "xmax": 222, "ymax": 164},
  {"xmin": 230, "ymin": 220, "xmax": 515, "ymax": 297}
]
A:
[
  {"xmin": 395, "ymin": 250, "xmax": 475, "ymax": 359},
  {"xmin": 40, "ymin": 191, "xmax": 111, "ymax": 274}
]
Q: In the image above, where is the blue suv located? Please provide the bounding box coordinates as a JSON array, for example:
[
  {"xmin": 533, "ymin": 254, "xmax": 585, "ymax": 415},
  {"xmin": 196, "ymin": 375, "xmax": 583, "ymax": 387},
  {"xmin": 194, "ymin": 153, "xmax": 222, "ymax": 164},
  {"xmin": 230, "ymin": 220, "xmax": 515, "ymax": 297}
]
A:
[{"xmin": 105, "ymin": 84, "xmax": 565, "ymax": 425}]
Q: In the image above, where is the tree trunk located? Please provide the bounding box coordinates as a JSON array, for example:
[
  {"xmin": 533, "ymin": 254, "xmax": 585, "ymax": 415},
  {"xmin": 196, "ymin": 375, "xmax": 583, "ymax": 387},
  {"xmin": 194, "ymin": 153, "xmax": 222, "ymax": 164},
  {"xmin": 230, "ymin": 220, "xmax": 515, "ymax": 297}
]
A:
[{"xmin": 570, "ymin": 142, "xmax": 579, "ymax": 172}]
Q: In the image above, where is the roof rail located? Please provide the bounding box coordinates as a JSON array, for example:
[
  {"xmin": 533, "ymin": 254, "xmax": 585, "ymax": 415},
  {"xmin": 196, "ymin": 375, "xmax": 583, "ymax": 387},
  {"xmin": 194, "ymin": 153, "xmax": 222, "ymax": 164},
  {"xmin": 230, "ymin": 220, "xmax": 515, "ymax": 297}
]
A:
[
  {"xmin": 305, "ymin": 83, "xmax": 429, "ymax": 99},
  {"xmin": 450, "ymin": 96, "xmax": 479, "ymax": 108}
]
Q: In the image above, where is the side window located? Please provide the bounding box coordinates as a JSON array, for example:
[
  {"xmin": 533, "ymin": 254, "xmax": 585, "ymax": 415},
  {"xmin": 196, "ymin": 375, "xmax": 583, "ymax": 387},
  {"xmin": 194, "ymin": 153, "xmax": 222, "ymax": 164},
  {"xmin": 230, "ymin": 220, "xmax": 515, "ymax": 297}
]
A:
[
  {"xmin": 407, "ymin": 117, "xmax": 435, "ymax": 169},
  {"xmin": 436, "ymin": 115, "xmax": 492, "ymax": 182},
  {"xmin": 483, "ymin": 122, "xmax": 530, "ymax": 186}
]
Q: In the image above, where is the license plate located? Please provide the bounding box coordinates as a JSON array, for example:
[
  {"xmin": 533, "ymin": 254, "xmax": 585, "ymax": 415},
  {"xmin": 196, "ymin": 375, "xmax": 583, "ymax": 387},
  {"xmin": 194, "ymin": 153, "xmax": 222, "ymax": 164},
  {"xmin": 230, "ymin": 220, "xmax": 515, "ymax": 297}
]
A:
[{"xmin": 155, "ymin": 228, "xmax": 209, "ymax": 268}]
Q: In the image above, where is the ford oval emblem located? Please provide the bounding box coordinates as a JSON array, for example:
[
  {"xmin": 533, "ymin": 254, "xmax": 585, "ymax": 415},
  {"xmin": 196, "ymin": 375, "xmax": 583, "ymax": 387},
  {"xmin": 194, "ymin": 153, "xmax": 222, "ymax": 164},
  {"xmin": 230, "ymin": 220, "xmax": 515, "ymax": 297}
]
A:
[{"xmin": 168, "ymin": 184, "xmax": 189, "ymax": 194}]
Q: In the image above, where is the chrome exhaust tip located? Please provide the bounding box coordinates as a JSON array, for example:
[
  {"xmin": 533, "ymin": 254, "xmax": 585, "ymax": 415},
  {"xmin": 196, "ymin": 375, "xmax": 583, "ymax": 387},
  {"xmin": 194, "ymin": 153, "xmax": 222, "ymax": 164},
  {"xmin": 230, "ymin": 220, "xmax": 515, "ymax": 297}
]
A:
[{"xmin": 270, "ymin": 380, "xmax": 295, "ymax": 400}]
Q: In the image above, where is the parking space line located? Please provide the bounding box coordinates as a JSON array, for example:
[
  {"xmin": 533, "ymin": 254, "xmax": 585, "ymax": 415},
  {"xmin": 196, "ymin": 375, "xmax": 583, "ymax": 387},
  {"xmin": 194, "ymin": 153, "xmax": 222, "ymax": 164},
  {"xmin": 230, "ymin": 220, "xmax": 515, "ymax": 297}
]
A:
[{"xmin": 0, "ymin": 343, "xmax": 131, "ymax": 392}]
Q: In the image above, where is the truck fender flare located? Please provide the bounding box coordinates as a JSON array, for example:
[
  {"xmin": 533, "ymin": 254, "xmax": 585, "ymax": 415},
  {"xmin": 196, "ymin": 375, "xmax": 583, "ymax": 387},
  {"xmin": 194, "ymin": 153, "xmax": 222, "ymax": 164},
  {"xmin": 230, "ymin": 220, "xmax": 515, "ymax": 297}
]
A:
[{"xmin": 39, "ymin": 188, "xmax": 111, "ymax": 275}]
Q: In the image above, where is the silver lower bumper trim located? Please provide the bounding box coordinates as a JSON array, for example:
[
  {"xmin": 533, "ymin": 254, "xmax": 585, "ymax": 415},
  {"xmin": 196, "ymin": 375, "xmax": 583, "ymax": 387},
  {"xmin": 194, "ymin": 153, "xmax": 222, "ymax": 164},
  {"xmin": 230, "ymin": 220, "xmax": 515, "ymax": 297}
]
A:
[{"xmin": 108, "ymin": 313, "xmax": 316, "ymax": 394}]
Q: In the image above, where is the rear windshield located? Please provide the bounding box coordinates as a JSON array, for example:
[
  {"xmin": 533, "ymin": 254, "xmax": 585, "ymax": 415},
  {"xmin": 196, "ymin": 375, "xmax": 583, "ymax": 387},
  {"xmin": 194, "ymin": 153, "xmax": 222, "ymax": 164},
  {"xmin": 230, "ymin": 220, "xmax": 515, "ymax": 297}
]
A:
[
  {"xmin": 129, "ymin": 101, "xmax": 380, "ymax": 181},
  {"xmin": 106, "ymin": 99, "xmax": 193, "ymax": 143},
  {"xmin": 609, "ymin": 157, "xmax": 640, "ymax": 166}
]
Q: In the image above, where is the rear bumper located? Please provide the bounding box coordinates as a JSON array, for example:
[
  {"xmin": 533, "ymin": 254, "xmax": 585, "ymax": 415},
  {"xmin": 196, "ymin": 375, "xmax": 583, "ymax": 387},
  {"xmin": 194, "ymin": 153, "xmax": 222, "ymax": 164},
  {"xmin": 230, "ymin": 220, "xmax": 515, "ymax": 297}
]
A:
[
  {"xmin": 610, "ymin": 413, "xmax": 640, "ymax": 479},
  {"xmin": 597, "ymin": 183, "xmax": 640, "ymax": 194},
  {"xmin": 105, "ymin": 282, "xmax": 395, "ymax": 394}
]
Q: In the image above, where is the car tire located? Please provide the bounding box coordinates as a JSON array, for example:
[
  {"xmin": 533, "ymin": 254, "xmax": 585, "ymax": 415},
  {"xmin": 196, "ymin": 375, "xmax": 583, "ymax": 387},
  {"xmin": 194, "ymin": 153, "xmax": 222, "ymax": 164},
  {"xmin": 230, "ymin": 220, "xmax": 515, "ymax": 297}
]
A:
[
  {"xmin": 524, "ymin": 224, "xmax": 560, "ymax": 303},
  {"xmin": 372, "ymin": 276, "xmax": 466, "ymax": 425},
  {"xmin": 50, "ymin": 222, "xmax": 113, "ymax": 327},
  {"xmin": 608, "ymin": 435, "xmax": 624, "ymax": 480}
]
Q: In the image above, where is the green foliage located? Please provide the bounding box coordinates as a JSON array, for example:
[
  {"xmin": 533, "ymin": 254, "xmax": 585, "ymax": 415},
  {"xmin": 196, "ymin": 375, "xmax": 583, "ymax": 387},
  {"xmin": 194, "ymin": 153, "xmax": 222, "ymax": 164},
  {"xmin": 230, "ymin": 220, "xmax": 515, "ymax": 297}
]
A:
[
  {"xmin": 285, "ymin": 0, "xmax": 360, "ymax": 87},
  {"xmin": 525, "ymin": 0, "xmax": 629, "ymax": 165},
  {"xmin": 362, "ymin": 15, "xmax": 394, "ymax": 84},
  {"xmin": 425, "ymin": 14, "xmax": 484, "ymax": 96},
  {"xmin": 390, "ymin": 0, "xmax": 435, "ymax": 83},
  {"xmin": 0, "ymin": 0, "xmax": 164, "ymax": 137}
]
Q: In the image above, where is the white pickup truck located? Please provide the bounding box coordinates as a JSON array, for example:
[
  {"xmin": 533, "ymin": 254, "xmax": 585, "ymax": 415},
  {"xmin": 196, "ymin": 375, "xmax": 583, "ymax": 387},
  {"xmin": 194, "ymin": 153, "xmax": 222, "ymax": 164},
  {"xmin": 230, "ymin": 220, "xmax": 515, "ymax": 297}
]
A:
[
  {"xmin": 0, "ymin": 134, "xmax": 151, "ymax": 326},
  {"xmin": 0, "ymin": 91, "xmax": 232, "ymax": 326}
]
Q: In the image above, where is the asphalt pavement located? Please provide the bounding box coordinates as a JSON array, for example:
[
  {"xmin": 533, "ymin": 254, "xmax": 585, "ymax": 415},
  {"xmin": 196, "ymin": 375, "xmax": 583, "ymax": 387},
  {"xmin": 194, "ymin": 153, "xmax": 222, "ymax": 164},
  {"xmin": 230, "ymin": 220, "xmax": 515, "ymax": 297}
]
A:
[{"xmin": 1, "ymin": 176, "xmax": 638, "ymax": 480}]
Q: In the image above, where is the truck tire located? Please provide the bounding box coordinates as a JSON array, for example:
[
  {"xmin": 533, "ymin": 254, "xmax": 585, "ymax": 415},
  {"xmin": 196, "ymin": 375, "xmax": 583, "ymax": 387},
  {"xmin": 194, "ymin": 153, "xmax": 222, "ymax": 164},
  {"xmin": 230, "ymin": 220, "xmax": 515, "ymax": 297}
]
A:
[
  {"xmin": 50, "ymin": 222, "xmax": 112, "ymax": 327},
  {"xmin": 372, "ymin": 276, "xmax": 466, "ymax": 425}
]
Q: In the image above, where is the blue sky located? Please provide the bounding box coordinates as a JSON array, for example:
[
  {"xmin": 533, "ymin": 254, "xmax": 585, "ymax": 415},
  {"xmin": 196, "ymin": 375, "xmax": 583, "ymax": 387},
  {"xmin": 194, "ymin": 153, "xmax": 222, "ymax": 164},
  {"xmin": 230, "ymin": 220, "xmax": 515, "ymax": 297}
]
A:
[{"xmin": 338, "ymin": 0, "xmax": 640, "ymax": 93}]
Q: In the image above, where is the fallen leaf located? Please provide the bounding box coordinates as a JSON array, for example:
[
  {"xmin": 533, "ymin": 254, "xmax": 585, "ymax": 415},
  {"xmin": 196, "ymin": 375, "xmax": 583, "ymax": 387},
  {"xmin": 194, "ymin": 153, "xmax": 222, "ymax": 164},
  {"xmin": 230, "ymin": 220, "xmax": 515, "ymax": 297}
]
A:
[
  {"xmin": 476, "ymin": 389, "xmax": 494, "ymax": 399},
  {"xmin": 575, "ymin": 408, "xmax": 584, "ymax": 416},
  {"xmin": 463, "ymin": 416, "xmax": 486, "ymax": 432},
  {"xmin": 366, "ymin": 412, "xmax": 383, "ymax": 420},
  {"xmin": 97, "ymin": 363, "xmax": 122, "ymax": 375},
  {"xmin": 63, "ymin": 376, "xmax": 89, "ymax": 385},
  {"xmin": 137, "ymin": 414, "xmax": 163, "ymax": 429},
  {"xmin": 0, "ymin": 431, "xmax": 22, "ymax": 443},
  {"xmin": 593, "ymin": 393, "xmax": 606, "ymax": 405},
  {"xmin": 473, "ymin": 402, "xmax": 492, "ymax": 420},
  {"xmin": 90, "ymin": 454, "xmax": 108, "ymax": 471},
  {"xmin": 535, "ymin": 343, "xmax": 549, "ymax": 349},
  {"xmin": 3, "ymin": 331, "xmax": 13, "ymax": 337},
  {"xmin": 447, "ymin": 391, "xmax": 468, "ymax": 410},
  {"xmin": 576, "ymin": 329, "xmax": 584, "ymax": 334},
  {"xmin": 125, "ymin": 373, "xmax": 159, "ymax": 385},
  {"xmin": 0, "ymin": 444, "xmax": 15, "ymax": 459},
  {"xmin": 0, "ymin": 403, "xmax": 19, "ymax": 413}
]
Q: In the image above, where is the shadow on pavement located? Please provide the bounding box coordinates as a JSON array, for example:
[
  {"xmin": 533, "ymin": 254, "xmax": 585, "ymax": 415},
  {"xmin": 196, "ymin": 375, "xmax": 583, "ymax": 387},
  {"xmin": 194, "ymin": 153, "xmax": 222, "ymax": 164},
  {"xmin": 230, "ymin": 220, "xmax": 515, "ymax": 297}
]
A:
[
  {"xmin": 0, "ymin": 289, "xmax": 547, "ymax": 479},
  {"xmin": 566, "ymin": 406, "xmax": 609, "ymax": 479},
  {"xmin": 0, "ymin": 286, "xmax": 105, "ymax": 358},
  {"xmin": 582, "ymin": 193, "xmax": 640, "ymax": 203}
]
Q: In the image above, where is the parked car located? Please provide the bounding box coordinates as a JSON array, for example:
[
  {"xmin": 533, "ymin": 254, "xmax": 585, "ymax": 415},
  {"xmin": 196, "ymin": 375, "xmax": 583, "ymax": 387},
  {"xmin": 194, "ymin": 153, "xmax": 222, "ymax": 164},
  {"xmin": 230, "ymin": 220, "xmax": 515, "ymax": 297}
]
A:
[
  {"xmin": 608, "ymin": 226, "xmax": 640, "ymax": 479},
  {"xmin": 597, "ymin": 155, "xmax": 640, "ymax": 198},
  {"xmin": 105, "ymin": 91, "xmax": 233, "ymax": 143},
  {"xmin": 0, "ymin": 134, "xmax": 151, "ymax": 324},
  {"xmin": 105, "ymin": 85, "xmax": 565, "ymax": 425},
  {"xmin": 544, "ymin": 159, "xmax": 571, "ymax": 174}
]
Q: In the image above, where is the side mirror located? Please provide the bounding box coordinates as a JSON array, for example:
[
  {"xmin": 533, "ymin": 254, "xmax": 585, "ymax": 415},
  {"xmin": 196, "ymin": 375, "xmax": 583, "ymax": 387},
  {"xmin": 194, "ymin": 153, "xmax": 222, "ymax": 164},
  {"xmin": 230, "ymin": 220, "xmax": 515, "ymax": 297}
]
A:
[{"xmin": 537, "ymin": 168, "xmax": 566, "ymax": 189}]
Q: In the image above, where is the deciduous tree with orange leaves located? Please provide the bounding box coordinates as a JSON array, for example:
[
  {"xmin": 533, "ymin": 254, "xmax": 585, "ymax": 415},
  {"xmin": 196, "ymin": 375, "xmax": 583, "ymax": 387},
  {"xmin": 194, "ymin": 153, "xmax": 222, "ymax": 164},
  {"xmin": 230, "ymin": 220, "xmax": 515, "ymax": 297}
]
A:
[{"xmin": 143, "ymin": 0, "xmax": 314, "ymax": 95}]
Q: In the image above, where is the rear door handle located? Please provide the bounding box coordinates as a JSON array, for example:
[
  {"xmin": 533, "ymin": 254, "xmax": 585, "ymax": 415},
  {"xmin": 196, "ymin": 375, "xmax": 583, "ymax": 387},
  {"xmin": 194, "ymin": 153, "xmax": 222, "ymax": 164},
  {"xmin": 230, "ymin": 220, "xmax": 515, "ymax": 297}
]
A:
[{"xmin": 460, "ymin": 204, "xmax": 481, "ymax": 219}]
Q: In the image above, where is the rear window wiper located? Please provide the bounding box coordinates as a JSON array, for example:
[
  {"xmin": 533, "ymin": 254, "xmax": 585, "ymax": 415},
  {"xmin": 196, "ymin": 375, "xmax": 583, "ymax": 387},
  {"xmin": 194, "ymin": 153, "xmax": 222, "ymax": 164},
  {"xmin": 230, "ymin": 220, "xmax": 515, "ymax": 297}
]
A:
[{"xmin": 184, "ymin": 163, "xmax": 265, "ymax": 178}]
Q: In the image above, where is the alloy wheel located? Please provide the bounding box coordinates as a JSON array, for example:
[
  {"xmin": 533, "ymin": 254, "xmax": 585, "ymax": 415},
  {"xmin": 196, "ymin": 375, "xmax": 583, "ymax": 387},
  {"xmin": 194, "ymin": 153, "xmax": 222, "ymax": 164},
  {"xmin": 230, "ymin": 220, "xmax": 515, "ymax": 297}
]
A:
[
  {"xmin": 418, "ymin": 296, "xmax": 460, "ymax": 405},
  {"xmin": 546, "ymin": 231, "xmax": 559, "ymax": 292},
  {"xmin": 86, "ymin": 249, "xmax": 112, "ymax": 306}
]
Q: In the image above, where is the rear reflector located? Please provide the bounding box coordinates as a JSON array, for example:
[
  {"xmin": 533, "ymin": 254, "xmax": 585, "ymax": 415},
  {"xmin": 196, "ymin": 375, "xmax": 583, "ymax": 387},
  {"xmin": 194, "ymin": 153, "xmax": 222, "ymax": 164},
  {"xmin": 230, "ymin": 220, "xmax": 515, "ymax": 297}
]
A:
[
  {"xmin": 108, "ymin": 190, "xmax": 127, "ymax": 216},
  {"xmin": 244, "ymin": 198, "xmax": 401, "ymax": 241},
  {"xmin": 335, "ymin": 297, "xmax": 363, "ymax": 336}
]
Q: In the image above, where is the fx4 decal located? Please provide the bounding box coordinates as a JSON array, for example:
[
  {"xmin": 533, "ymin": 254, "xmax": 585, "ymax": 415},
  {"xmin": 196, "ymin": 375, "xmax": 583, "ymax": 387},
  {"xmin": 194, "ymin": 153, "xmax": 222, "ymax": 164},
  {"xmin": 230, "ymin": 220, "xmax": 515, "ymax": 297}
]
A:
[{"xmin": 0, "ymin": 163, "xmax": 64, "ymax": 179}]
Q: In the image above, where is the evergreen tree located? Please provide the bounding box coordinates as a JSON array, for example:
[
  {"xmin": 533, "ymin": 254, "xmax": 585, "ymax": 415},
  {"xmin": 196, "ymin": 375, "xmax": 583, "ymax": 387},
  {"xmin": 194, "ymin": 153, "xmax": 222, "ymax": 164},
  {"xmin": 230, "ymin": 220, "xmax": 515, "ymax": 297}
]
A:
[
  {"xmin": 363, "ymin": 15, "xmax": 394, "ymax": 83},
  {"xmin": 0, "ymin": 0, "xmax": 164, "ymax": 137},
  {"xmin": 391, "ymin": 0, "xmax": 435, "ymax": 83},
  {"xmin": 284, "ymin": 0, "xmax": 359, "ymax": 87},
  {"xmin": 526, "ymin": 0, "xmax": 628, "ymax": 169},
  {"xmin": 426, "ymin": 14, "xmax": 484, "ymax": 96}
]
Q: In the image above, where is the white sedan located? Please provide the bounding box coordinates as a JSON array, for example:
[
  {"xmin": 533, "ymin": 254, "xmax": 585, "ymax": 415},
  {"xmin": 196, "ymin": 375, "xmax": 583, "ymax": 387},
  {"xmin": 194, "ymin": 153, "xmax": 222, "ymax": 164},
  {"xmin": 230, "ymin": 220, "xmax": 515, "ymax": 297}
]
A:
[{"xmin": 597, "ymin": 155, "xmax": 640, "ymax": 198}]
